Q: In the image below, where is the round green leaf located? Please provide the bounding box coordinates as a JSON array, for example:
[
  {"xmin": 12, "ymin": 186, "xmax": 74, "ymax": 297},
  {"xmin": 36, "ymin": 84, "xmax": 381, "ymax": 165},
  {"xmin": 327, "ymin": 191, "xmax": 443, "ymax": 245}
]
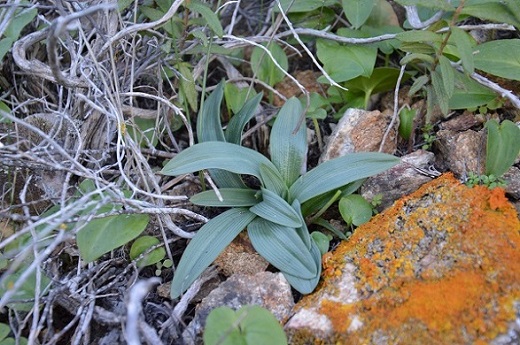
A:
[
  {"xmin": 339, "ymin": 194, "xmax": 373, "ymax": 226},
  {"xmin": 129, "ymin": 236, "xmax": 166, "ymax": 268},
  {"xmin": 203, "ymin": 306, "xmax": 287, "ymax": 345},
  {"xmin": 310, "ymin": 232, "xmax": 331, "ymax": 256}
]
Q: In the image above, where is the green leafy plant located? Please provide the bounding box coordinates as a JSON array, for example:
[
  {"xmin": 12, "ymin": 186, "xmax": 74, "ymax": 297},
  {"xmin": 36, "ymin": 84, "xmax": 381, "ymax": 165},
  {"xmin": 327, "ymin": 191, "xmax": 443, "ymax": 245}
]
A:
[
  {"xmin": 129, "ymin": 236, "xmax": 166, "ymax": 268},
  {"xmin": 0, "ymin": 3, "xmax": 37, "ymax": 61},
  {"xmin": 250, "ymin": 43, "xmax": 289, "ymax": 88},
  {"xmin": 0, "ymin": 265, "xmax": 51, "ymax": 312},
  {"xmin": 0, "ymin": 323, "xmax": 28, "ymax": 345},
  {"xmin": 203, "ymin": 305, "xmax": 287, "ymax": 345},
  {"xmin": 420, "ymin": 123, "xmax": 436, "ymax": 150},
  {"xmin": 465, "ymin": 119, "xmax": 520, "ymax": 188},
  {"xmin": 162, "ymin": 95, "xmax": 399, "ymax": 298},
  {"xmin": 465, "ymin": 172, "xmax": 506, "ymax": 189},
  {"xmin": 484, "ymin": 119, "xmax": 520, "ymax": 177},
  {"xmin": 339, "ymin": 194, "xmax": 374, "ymax": 227},
  {"xmin": 39, "ymin": 179, "xmax": 149, "ymax": 263}
]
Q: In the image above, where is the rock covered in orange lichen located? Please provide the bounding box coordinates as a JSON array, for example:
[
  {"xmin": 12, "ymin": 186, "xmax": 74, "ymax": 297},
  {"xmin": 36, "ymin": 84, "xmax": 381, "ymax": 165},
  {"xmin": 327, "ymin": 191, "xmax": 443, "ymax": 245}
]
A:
[{"xmin": 285, "ymin": 174, "xmax": 520, "ymax": 344}]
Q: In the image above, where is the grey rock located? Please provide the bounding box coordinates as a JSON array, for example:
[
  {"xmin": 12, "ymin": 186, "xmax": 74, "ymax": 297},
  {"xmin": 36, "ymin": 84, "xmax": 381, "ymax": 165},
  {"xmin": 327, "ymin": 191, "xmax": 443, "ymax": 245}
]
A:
[
  {"xmin": 435, "ymin": 128, "xmax": 485, "ymax": 178},
  {"xmin": 182, "ymin": 272, "xmax": 294, "ymax": 345},
  {"xmin": 361, "ymin": 150, "xmax": 437, "ymax": 211}
]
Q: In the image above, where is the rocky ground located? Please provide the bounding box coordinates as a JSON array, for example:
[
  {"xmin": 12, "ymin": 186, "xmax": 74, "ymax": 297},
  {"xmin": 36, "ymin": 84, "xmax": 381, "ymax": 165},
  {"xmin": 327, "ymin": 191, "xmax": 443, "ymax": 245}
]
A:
[{"xmin": 0, "ymin": 1, "xmax": 519, "ymax": 344}]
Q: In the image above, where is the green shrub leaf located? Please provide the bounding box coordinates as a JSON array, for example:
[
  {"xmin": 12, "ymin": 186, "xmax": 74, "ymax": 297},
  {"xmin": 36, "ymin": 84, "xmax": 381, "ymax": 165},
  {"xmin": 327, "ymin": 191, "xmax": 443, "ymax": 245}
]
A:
[
  {"xmin": 448, "ymin": 71, "xmax": 496, "ymax": 109},
  {"xmin": 251, "ymin": 43, "xmax": 288, "ymax": 86},
  {"xmin": 461, "ymin": 2, "xmax": 520, "ymax": 29},
  {"xmin": 203, "ymin": 306, "xmax": 288, "ymax": 345},
  {"xmin": 171, "ymin": 208, "xmax": 256, "ymax": 298},
  {"xmin": 438, "ymin": 55, "xmax": 455, "ymax": 98},
  {"xmin": 485, "ymin": 119, "xmax": 520, "ymax": 177},
  {"xmin": 270, "ymin": 98, "xmax": 307, "ymax": 186},
  {"xmin": 450, "ymin": 26, "xmax": 475, "ymax": 74},
  {"xmin": 474, "ymin": 39, "xmax": 520, "ymax": 81},
  {"xmin": 342, "ymin": 0, "xmax": 376, "ymax": 29},
  {"xmin": 77, "ymin": 213, "xmax": 149, "ymax": 262},
  {"xmin": 250, "ymin": 189, "xmax": 302, "ymax": 228},
  {"xmin": 276, "ymin": 0, "xmax": 338, "ymax": 13},
  {"xmin": 317, "ymin": 39, "xmax": 377, "ymax": 83},
  {"xmin": 396, "ymin": 30, "xmax": 443, "ymax": 43},
  {"xmin": 190, "ymin": 188, "xmax": 259, "ymax": 207},
  {"xmin": 248, "ymin": 218, "xmax": 317, "ymax": 279},
  {"xmin": 311, "ymin": 231, "xmax": 331, "ymax": 255},
  {"xmin": 289, "ymin": 153, "xmax": 400, "ymax": 203},
  {"xmin": 185, "ymin": 0, "xmax": 224, "ymax": 37},
  {"xmin": 431, "ymin": 67, "xmax": 449, "ymax": 115}
]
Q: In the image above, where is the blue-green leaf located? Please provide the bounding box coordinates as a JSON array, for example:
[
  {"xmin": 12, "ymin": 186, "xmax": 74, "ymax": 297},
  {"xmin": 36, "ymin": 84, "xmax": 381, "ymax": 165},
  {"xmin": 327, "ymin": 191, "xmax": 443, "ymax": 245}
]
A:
[
  {"xmin": 225, "ymin": 92, "xmax": 263, "ymax": 145},
  {"xmin": 292, "ymin": 200, "xmax": 311, "ymax": 250},
  {"xmin": 289, "ymin": 153, "xmax": 399, "ymax": 203},
  {"xmin": 161, "ymin": 142, "xmax": 278, "ymax": 180},
  {"xmin": 197, "ymin": 81, "xmax": 244, "ymax": 188},
  {"xmin": 250, "ymin": 189, "xmax": 302, "ymax": 228},
  {"xmin": 281, "ymin": 240, "xmax": 322, "ymax": 294},
  {"xmin": 259, "ymin": 164, "xmax": 288, "ymax": 198},
  {"xmin": 248, "ymin": 218, "xmax": 316, "ymax": 279},
  {"xmin": 270, "ymin": 98, "xmax": 307, "ymax": 187},
  {"xmin": 190, "ymin": 188, "xmax": 259, "ymax": 207},
  {"xmin": 171, "ymin": 208, "xmax": 256, "ymax": 298},
  {"xmin": 197, "ymin": 82, "xmax": 225, "ymax": 141}
]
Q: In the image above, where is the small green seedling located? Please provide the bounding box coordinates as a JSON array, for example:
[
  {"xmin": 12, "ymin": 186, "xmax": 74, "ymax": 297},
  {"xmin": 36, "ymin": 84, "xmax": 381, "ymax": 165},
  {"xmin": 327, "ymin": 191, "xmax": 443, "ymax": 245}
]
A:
[
  {"xmin": 339, "ymin": 194, "xmax": 373, "ymax": 227},
  {"xmin": 129, "ymin": 236, "xmax": 166, "ymax": 268},
  {"xmin": 485, "ymin": 119, "xmax": 520, "ymax": 177},
  {"xmin": 465, "ymin": 172, "xmax": 506, "ymax": 189},
  {"xmin": 203, "ymin": 305, "xmax": 287, "ymax": 345}
]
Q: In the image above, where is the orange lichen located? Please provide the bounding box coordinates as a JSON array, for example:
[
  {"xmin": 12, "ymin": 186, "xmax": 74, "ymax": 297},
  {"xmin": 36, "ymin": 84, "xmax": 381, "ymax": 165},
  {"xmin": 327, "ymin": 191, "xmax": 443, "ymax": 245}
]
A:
[
  {"xmin": 487, "ymin": 186, "xmax": 510, "ymax": 211},
  {"xmin": 289, "ymin": 173, "xmax": 520, "ymax": 344},
  {"xmin": 319, "ymin": 300, "xmax": 357, "ymax": 334}
]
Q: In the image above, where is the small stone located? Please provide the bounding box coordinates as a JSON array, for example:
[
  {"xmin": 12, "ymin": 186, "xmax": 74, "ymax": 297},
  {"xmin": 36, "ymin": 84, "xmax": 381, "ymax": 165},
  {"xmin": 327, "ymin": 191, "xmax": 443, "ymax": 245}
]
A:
[
  {"xmin": 183, "ymin": 272, "xmax": 294, "ymax": 344},
  {"xmin": 435, "ymin": 129, "xmax": 485, "ymax": 177},
  {"xmin": 361, "ymin": 150, "xmax": 436, "ymax": 211},
  {"xmin": 320, "ymin": 108, "xmax": 397, "ymax": 162},
  {"xmin": 286, "ymin": 174, "xmax": 520, "ymax": 344}
]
